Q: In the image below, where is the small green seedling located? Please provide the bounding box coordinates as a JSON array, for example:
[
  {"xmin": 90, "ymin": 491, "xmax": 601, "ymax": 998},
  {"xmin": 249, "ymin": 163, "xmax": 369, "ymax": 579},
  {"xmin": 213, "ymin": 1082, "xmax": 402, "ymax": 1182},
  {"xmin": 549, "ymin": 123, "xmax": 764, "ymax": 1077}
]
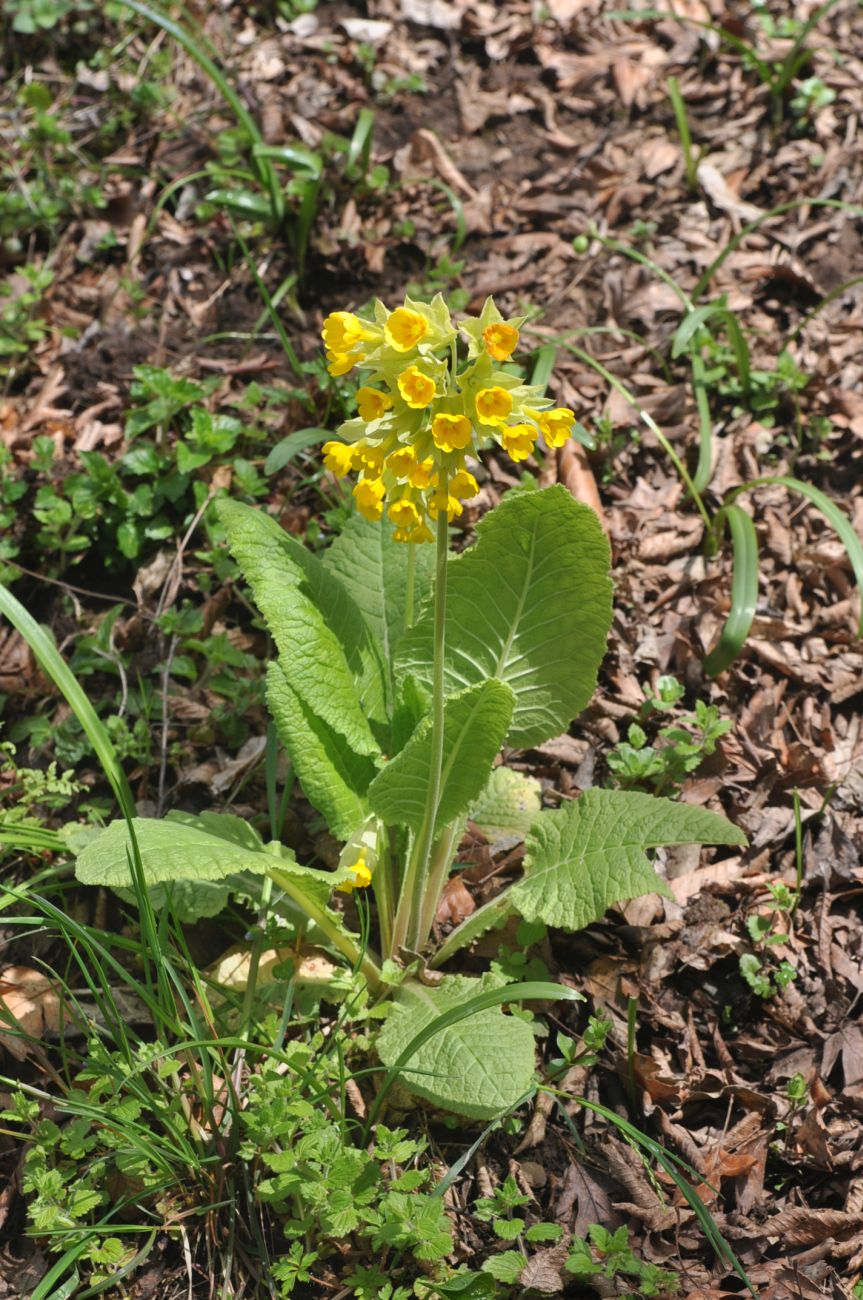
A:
[
  {"xmin": 608, "ymin": 684, "xmax": 732, "ymax": 798},
  {"xmin": 566, "ymin": 1224, "xmax": 680, "ymax": 1297}
]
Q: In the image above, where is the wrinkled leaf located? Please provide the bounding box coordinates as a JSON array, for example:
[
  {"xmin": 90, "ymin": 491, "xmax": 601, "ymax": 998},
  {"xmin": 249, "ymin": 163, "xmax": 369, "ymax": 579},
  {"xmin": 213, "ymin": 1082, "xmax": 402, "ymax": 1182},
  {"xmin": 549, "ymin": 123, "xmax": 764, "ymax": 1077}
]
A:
[
  {"xmin": 75, "ymin": 809, "xmax": 345, "ymax": 910},
  {"xmin": 217, "ymin": 498, "xmax": 384, "ymax": 746},
  {"xmin": 267, "ymin": 664, "xmax": 377, "ymax": 840},
  {"xmin": 376, "ymin": 974, "xmax": 537, "ymax": 1120},
  {"xmin": 397, "ymin": 487, "xmax": 612, "ymax": 748},
  {"xmin": 512, "ymin": 789, "xmax": 746, "ymax": 930}
]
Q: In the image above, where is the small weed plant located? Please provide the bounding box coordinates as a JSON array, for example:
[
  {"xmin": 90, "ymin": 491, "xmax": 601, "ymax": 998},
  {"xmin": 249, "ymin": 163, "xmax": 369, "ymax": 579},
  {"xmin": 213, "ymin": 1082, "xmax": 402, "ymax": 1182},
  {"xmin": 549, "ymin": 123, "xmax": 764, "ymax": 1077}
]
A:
[
  {"xmin": 607, "ymin": 675, "xmax": 732, "ymax": 797},
  {"xmin": 740, "ymin": 880, "xmax": 799, "ymax": 999}
]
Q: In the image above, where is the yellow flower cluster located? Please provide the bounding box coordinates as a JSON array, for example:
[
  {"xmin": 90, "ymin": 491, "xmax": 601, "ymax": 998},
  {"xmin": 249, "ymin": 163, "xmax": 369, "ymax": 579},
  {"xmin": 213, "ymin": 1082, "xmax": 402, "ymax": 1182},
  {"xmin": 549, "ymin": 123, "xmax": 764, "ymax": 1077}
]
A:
[{"xmin": 320, "ymin": 295, "xmax": 576, "ymax": 542}]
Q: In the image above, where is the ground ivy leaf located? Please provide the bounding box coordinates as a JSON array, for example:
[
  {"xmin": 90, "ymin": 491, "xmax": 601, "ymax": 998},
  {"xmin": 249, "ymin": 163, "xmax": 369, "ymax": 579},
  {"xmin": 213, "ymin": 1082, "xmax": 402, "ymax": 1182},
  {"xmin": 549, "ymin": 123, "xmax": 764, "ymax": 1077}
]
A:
[
  {"xmin": 396, "ymin": 486, "xmax": 612, "ymax": 748},
  {"xmin": 512, "ymin": 789, "xmax": 746, "ymax": 930},
  {"xmin": 368, "ymin": 680, "xmax": 513, "ymax": 836},
  {"xmin": 376, "ymin": 974, "xmax": 536, "ymax": 1120}
]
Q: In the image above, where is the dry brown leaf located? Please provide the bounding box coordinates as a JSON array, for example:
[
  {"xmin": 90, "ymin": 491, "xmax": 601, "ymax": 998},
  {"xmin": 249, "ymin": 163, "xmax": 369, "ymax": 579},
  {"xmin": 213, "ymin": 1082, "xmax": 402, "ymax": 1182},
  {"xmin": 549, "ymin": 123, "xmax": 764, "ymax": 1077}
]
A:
[
  {"xmin": 0, "ymin": 967, "xmax": 64, "ymax": 1059},
  {"xmin": 766, "ymin": 1207, "xmax": 861, "ymax": 1245},
  {"xmin": 435, "ymin": 874, "xmax": 476, "ymax": 927},
  {"xmin": 558, "ymin": 440, "xmax": 606, "ymax": 532},
  {"xmin": 518, "ymin": 1237, "xmax": 570, "ymax": 1294},
  {"xmin": 696, "ymin": 162, "xmax": 767, "ymax": 223}
]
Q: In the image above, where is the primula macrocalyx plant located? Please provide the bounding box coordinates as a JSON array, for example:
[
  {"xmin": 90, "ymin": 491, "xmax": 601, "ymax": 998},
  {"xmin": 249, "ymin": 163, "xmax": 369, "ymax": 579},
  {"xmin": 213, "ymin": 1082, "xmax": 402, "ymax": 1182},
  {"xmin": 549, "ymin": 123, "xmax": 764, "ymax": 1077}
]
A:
[
  {"xmin": 320, "ymin": 295, "xmax": 577, "ymax": 540},
  {"xmin": 73, "ymin": 294, "xmax": 745, "ymax": 1123}
]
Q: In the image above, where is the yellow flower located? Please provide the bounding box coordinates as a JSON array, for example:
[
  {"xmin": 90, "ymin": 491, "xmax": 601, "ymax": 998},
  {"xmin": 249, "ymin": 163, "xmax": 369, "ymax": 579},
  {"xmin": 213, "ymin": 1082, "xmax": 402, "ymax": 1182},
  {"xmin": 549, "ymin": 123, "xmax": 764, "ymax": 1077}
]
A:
[
  {"xmin": 326, "ymin": 351, "xmax": 356, "ymax": 377},
  {"xmin": 539, "ymin": 408, "xmax": 575, "ymax": 448},
  {"xmin": 501, "ymin": 424, "xmax": 537, "ymax": 462},
  {"xmin": 323, "ymin": 311, "xmax": 371, "ymax": 353},
  {"xmin": 475, "ymin": 386, "xmax": 513, "ymax": 424},
  {"xmin": 409, "ymin": 521, "xmax": 435, "ymax": 544},
  {"xmin": 409, "ymin": 457, "xmax": 435, "ymax": 489},
  {"xmin": 337, "ymin": 852, "xmax": 373, "ymax": 893},
  {"xmin": 387, "ymin": 446, "xmax": 417, "ymax": 479},
  {"xmin": 483, "ymin": 322, "xmax": 519, "ymax": 361},
  {"xmin": 385, "ymin": 307, "xmax": 429, "ymax": 352},
  {"xmin": 431, "ymin": 413, "xmax": 473, "ymax": 453},
  {"xmin": 388, "ymin": 499, "xmax": 421, "ymax": 530},
  {"xmin": 353, "ymin": 477, "xmax": 385, "ymax": 521},
  {"xmin": 398, "ymin": 365, "xmax": 436, "ymax": 409},
  {"xmin": 356, "ymin": 386, "xmax": 393, "ymax": 422},
  {"xmin": 354, "ymin": 443, "xmax": 386, "ymax": 476},
  {"xmin": 428, "ymin": 488, "xmax": 462, "ymax": 521},
  {"xmin": 450, "ymin": 469, "xmax": 479, "ymax": 499},
  {"xmin": 322, "ymin": 440, "xmax": 354, "ymax": 475}
]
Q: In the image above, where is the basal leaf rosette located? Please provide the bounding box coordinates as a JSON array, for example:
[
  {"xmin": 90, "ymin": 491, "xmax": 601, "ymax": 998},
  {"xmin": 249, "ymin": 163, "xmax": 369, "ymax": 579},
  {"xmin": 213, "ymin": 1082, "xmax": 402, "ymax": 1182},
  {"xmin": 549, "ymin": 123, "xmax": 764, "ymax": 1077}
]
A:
[{"xmin": 320, "ymin": 294, "xmax": 580, "ymax": 542}]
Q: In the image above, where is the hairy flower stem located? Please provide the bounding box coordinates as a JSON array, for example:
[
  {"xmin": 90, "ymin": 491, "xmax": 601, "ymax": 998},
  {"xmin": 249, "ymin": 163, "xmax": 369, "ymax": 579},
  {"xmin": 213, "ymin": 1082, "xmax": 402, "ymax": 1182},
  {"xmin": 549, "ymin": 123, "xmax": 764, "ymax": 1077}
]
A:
[
  {"xmin": 269, "ymin": 867, "xmax": 383, "ymax": 993},
  {"xmin": 404, "ymin": 542, "xmax": 417, "ymax": 632},
  {"xmin": 392, "ymin": 500, "xmax": 449, "ymax": 956},
  {"xmin": 416, "ymin": 821, "xmax": 461, "ymax": 949}
]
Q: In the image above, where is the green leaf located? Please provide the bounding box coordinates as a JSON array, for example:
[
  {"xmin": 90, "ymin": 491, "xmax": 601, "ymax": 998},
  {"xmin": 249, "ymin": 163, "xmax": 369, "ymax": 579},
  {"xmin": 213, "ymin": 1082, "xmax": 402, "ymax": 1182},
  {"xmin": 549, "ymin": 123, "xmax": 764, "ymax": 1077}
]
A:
[
  {"xmin": 264, "ymin": 427, "xmax": 331, "ymax": 475},
  {"xmin": 704, "ymin": 505, "xmax": 759, "ymax": 676},
  {"xmin": 324, "ymin": 513, "xmax": 435, "ymax": 695},
  {"xmin": 368, "ymin": 681, "xmax": 514, "ymax": 836},
  {"xmin": 75, "ymin": 809, "xmax": 343, "ymax": 909},
  {"xmin": 204, "ymin": 188, "xmax": 274, "ymax": 220},
  {"xmin": 397, "ymin": 487, "xmax": 612, "ymax": 748},
  {"xmin": 482, "ymin": 1251, "xmax": 527, "ymax": 1284},
  {"xmin": 267, "ymin": 664, "xmax": 376, "ymax": 840},
  {"xmin": 376, "ymin": 974, "xmax": 537, "ymax": 1120},
  {"xmin": 114, "ymin": 878, "xmax": 231, "ymax": 921},
  {"xmin": 216, "ymin": 498, "xmax": 383, "ymax": 749},
  {"xmin": 512, "ymin": 789, "xmax": 746, "ymax": 930},
  {"xmin": 0, "ymin": 582, "xmax": 135, "ymax": 821}
]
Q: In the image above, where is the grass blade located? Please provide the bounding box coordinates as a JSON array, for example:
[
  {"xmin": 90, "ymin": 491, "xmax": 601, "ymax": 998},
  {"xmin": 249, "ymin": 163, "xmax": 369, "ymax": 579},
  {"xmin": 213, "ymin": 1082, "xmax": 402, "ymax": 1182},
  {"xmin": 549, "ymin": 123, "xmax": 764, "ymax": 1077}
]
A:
[
  {"xmin": 673, "ymin": 305, "xmax": 750, "ymax": 494},
  {"xmin": 667, "ymin": 76, "xmax": 697, "ymax": 191},
  {"xmin": 530, "ymin": 343, "xmax": 557, "ymax": 394},
  {"xmin": 117, "ymin": 0, "xmax": 283, "ymax": 223},
  {"xmin": 774, "ymin": 0, "xmax": 845, "ymax": 96},
  {"xmin": 703, "ymin": 505, "xmax": 759, "ymax": 676},
  {"xmin": 0, "ymin": 822, "xmax": 66, "ymax": 852},
  {"xmin": 227, "ymin": 217, "xmax": 304, "ymax": 379},
  {"xmin": 559, "ymin": 342, "xmax": 711, "ymax": 527},
  {"xmin": 560, "ymin": 1096, "xmax": 757, "ymax": 1298},
  {"xmin": 0, "ymin": 583, "xmax": 135, "ymax": 820},
  {"xmin": 692, "ymin": 197, "xmax": 863, "ymax": 302},
  {"xmin": 426, "ymin": 178, "xmax": 467, "ymax": 252},
  {"xmin": 347, "ymin": 107, "xmax": 376, "ymax": 174},
  {"xmin": 730, "ymin": 476, "xmax": 863, "ymax": 636}
]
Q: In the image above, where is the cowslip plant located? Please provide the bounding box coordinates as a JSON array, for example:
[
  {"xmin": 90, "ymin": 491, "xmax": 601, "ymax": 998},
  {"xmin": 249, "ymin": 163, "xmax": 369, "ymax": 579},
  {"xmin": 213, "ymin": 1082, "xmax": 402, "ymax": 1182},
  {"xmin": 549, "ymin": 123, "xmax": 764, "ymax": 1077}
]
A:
[{"xmin": 69, "ymin": 294, "xmax": 745, "ymax": 1121}]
